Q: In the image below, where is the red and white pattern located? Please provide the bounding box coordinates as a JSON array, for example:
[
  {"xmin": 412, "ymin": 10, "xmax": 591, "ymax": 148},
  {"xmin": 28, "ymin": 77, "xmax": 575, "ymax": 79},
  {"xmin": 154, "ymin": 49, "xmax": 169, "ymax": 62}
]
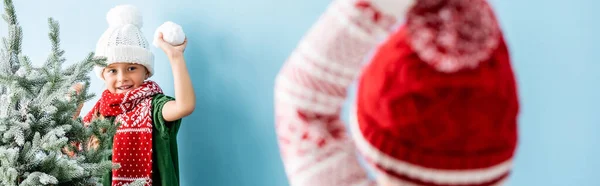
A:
[
  {"xmin": 406, "ymin": 0, "xmax": 501, "ymax": 73},
  {"xmin": 84, "ymin": 81, "xmax": 163, "ymax": 186},
  {"xmin": 349, "ymin": 105, "xmax": 512, "ymax": 186},
  {"xmin": 274, "ymin": 0, "xmax": 400, "ymax": 185}
]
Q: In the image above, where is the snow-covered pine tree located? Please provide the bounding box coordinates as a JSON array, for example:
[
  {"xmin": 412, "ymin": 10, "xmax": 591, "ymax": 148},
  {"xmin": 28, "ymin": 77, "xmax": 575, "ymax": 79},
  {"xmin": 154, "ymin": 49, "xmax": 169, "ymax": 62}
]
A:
[{"xmin": 0, "ymin": 0, "xmax": 119, "ymax": 185}]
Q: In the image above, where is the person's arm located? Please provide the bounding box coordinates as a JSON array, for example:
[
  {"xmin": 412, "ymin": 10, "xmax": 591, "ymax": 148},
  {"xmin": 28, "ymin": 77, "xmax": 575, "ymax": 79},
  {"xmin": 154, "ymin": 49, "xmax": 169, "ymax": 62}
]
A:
[
  {"xmin": 155, "ymin": 34, "xmax": 196, "ymax": 122},
  {"xmin": 274, "ymin": 0, "xmax": 400, "ymax": 185}
]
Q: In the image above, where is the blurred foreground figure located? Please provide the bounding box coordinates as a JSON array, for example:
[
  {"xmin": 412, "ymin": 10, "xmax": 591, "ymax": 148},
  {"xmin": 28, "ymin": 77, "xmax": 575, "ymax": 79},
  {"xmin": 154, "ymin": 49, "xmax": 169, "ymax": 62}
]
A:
[{"xmin": 274, "ymin": 0, "xmax": 519, "ymax": 185}]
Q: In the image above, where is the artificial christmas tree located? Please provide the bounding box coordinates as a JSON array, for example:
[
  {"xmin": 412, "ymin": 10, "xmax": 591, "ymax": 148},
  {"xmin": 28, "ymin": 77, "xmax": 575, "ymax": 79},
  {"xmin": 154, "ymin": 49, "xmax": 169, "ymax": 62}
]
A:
[{"xmin": 0, "ymin": 0, "xmax": 122, "ymax": 185}]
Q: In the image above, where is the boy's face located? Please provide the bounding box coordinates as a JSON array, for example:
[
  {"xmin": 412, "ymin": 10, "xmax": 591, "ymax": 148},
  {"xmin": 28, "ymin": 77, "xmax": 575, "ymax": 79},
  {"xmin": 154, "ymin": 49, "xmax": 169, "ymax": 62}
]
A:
[{"xmin": 102, "ymin": 63, "xmax": 149, "ymax": 94}]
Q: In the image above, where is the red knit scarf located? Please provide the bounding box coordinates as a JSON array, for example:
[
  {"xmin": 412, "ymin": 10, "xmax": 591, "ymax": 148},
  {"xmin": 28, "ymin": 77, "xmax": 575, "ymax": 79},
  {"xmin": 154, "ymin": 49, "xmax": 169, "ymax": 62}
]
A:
[{"xmin": 84, "ymin": 81, "xmax": 163, "ymax": 186}]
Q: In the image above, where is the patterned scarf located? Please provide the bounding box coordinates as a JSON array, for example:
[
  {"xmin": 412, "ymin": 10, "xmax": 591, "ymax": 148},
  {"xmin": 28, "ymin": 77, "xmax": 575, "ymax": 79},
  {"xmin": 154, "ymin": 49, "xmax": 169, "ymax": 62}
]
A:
[{"xmin": 84, "ymin": 80, "xmax": 163, "ymax": 186}]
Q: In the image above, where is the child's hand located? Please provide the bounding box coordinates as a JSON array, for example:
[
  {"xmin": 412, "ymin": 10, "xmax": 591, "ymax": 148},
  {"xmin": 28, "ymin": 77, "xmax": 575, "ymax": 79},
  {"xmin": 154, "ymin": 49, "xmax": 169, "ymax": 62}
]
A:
[
  {"xmin": 87, "ymin": 135, "xmax": 100, "ymax": 150},
  {"xmin": 156, "ymin": 32, "xmax": 187, "ymax": 59},
  {"xmin": 69, "ymin": 83, "xmax": 85, "ymax": 119},
  {"xmin": 62, "ymin": 141, "xmax": 80, "ymax": 158}
]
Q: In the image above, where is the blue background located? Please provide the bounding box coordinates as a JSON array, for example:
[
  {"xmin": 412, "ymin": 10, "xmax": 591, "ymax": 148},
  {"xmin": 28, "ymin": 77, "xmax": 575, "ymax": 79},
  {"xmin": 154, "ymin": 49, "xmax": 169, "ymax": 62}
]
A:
[{"xmin": 1, "ymin": 0, "xmax": 599, "ymax": 185}]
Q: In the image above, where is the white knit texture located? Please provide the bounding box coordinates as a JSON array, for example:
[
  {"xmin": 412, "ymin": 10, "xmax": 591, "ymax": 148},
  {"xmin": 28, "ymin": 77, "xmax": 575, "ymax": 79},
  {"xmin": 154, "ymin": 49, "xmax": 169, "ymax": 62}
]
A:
[{"xmin": 94, "ymin": 5, "xmax": 153, "ymax": 79}]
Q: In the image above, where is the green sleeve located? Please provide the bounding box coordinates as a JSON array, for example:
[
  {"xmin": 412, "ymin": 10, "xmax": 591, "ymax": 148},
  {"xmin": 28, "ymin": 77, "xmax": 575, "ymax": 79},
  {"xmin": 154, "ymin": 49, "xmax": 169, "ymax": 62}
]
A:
[
  {"xmin": 152, "ymin": 94, "xmax": 182, "ymax": 139},
  {"xmin": 102, "ymin": 169, "xmax": 111, "ymax": 186},
  {"xmin": 100, "ymin": 94, "xmax": 181, "ymax": 186},
  {"xmin": 152, "ymin": 94, "xmax": 182, "ymax": 186}
]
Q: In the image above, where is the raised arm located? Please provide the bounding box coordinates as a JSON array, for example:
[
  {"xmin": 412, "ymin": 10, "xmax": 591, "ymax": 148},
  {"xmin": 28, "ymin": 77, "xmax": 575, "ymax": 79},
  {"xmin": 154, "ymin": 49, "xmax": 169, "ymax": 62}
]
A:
[
  {"xmin": 274, "ymin": 0, "xmax": 403, "ymax": 185},
  {"xmin": 156, "ymin": 34, "xmax": 196, "ymax": 122}
]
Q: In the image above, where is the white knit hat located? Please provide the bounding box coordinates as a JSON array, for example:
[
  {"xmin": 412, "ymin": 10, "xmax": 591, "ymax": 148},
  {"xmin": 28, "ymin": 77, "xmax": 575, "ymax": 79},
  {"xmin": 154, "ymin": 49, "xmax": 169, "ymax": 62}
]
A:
[{"xmin": 94, "ymin": 4, "xmax": 154, "ymax": 80}]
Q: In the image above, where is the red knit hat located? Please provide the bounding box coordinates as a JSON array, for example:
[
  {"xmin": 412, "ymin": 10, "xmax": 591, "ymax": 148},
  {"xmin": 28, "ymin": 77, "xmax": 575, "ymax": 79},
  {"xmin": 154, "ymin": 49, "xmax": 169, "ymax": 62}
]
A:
[{"xmin": 351, "ymin": 0, "xmax": 519, "ymax": 185}]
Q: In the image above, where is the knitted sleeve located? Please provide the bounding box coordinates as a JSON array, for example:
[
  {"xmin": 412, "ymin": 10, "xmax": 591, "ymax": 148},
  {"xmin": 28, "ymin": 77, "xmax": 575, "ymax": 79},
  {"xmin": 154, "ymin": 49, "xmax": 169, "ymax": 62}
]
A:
[{"xmin": 274, "ymin": 0, "xmax": 400, "ymax": 185}]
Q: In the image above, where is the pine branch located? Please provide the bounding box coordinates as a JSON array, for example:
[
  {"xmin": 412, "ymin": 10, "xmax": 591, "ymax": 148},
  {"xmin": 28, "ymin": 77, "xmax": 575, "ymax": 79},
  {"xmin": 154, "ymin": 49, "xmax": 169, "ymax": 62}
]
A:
[
  {"xmin": 0, "ymin": 0, "xmax": 117, "ymax": 185},
  {"xmin": 2, "ymin": 0, "xmax": 17, "ymax": 25},
  {"xmin": 46, "ymin": 18, "xmax": 65, "ymax": 74},
  {"xmin": 2, "ymin": 0, "xmax": 22, "ymax": 74},
  {"xmin": 17, "ymin": 55, "xmax": 32, "ymax": 75}
]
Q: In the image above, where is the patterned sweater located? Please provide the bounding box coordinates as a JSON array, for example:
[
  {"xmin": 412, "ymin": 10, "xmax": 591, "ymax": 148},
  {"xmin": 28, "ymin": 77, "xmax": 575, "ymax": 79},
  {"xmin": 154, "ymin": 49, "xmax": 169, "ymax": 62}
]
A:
[{"xmin": 274, "ymin": 0, "xmax": 403, "ymax": 185}]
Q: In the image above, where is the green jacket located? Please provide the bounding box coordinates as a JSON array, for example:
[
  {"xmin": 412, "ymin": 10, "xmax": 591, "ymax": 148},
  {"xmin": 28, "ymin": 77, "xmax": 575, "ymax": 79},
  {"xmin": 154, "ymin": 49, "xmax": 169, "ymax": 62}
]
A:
[{"xmin": 103, "ymin": 94, "xmax": 182, "ymax": 186}]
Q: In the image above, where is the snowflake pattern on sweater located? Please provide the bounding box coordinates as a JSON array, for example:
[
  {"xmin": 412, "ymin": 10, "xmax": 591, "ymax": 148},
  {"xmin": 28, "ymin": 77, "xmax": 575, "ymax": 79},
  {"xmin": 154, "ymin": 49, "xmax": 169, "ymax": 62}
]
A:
[{"xmin": 274, "ymin": 0, "xmax": 400, "ymax": 185}]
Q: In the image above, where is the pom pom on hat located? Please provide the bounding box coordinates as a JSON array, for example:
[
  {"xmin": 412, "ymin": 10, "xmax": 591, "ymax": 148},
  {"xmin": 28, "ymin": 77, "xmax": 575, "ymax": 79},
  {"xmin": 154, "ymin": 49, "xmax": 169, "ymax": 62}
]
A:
[
  {"xmin": 153, "ymin": 21, "xmax": 186, "ymax": 47},
  {"xmin": 106, "ymin": 4, "xmax": 143, "ymax": 28},
  {"xmin": 94, "ymin": 4, "xmax": 153, "ymax": 80},
  {"xmin": 350, "ymin": 0, "xmax": 520, "ymax": 185},
  {"xmin": 406, "ymin": 0, "xmax": 501, "ymax": 73}
]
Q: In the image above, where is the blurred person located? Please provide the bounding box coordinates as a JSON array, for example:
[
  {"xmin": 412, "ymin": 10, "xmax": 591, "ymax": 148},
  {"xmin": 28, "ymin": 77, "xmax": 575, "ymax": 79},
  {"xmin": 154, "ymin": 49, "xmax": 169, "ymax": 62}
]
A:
[{"xmin": 274, "ymin": 0, "xmax": 519, "ymax": 185}]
